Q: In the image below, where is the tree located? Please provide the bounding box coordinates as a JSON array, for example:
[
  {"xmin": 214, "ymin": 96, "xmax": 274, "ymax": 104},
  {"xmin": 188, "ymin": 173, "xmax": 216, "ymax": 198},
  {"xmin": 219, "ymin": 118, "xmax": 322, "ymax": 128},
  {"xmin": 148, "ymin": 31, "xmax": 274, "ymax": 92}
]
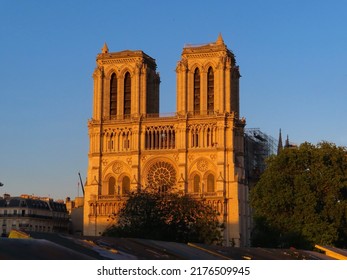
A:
[
  {"xmin": 103, "ymin": 187, "xmax": 224, "ymax": 244},
  {"xmin": 250, "ymin": 142, "xmax": 347, "ymax": 249}
]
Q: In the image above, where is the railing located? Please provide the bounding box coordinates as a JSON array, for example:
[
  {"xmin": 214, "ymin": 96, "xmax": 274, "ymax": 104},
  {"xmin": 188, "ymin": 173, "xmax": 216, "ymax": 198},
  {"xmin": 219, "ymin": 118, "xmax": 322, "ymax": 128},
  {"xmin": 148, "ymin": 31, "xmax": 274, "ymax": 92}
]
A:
[
  {"xmin": 98, "ymin": 194, "xmax": 129, "ymax": 200},
  {"xmin": 188, "ymin": 192, "xmax": 218, "ymax": 197},
  {"xmin": 105, "ymin": 113, "xmax": 177, "ymax": 120},
  {"xmin": 204, "ymin": 192, "xmax": 218, "ymax": 197},
  {"xmin": 0, "ymin": 213, "xmax": 68, "ymax": 220},
  {"xmin": 186, "ymin": 110, "xmax": 231, "ymax": 119},
  {"xmin": 146, "ymin": 112, "xmax": 177, "ymax": 119},
  {"xmin": 96, "ymin": 111, "xmax": 234, "ymax": 122}
]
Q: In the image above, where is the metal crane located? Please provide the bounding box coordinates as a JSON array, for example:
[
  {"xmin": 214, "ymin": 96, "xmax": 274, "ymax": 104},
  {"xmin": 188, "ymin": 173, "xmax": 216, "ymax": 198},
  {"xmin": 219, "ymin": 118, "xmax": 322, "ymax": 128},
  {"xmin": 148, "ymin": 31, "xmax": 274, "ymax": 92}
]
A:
[{"xmin": 78, "ymin": 172, "xmax": 85, "ymax": 196}]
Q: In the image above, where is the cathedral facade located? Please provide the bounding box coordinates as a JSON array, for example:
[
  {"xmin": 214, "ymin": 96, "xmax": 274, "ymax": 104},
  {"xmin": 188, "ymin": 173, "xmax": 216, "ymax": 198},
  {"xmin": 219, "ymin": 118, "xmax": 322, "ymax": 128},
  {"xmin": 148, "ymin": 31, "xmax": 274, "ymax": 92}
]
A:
[{"xmin": 83, "ymin": 35, "xmax": 250, "ymax": 247}]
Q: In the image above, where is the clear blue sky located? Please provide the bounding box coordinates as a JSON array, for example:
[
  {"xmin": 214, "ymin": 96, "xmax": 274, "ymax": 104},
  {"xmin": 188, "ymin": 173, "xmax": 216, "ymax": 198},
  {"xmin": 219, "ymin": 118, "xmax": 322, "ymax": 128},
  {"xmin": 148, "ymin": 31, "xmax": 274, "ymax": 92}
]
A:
[{"xmin": 1, "ymin": 0, "xmax": 346, "ymax": 199}]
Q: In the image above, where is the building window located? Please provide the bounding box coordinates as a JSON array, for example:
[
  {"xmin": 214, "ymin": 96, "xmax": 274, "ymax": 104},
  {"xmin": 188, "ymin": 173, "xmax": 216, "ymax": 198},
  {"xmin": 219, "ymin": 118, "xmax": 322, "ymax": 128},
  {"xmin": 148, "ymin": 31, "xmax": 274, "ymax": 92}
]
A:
[
  {"xmin": 123, "ymin": 131, "xmax": 130, "ymax": 150},
  {"xmin": 110, "ymin": 73, "xmax": 117, "ymax": 116},
  {"xmin": 108, "ymin": 176, "xmax": 116, "ymax": 195},
  {"xmin": 145, "ymin": 126, "xmax": 176, "ymax": 150},
  {"xmin": 108, "ymin": 133, "xmax": 114, "ymax": 151},
  {"xmin": 206, "ymin": 127, "xmax": 211, "ymax": 147},
  {"xmin": 194, "ymin": 68, "xmax": 200, "ymax": 114},
  {"xmin": 147, "ymin": 161, "xmax": 177, "ymax": 191},
  {"xmin": 192, "ymin": 130, "xmax": 199, "ymax": 148},
  {"xmin": 124, "ymin": 72, "xmax": 131, "ymax": 116},
  {"xmin": 207, "ymin": 174, "xmax": 215, "ymax": 193},
  {"xmin": 207, "ymin": 67, "xmax": 214, "ymax": 114},
  {"xmin": 90, "ymin": 203, "xmax": 95, "ymax": 216},
  {"xmin": 193, "ymin": 174, "xmax": 200, "ymax": 193},
  {"xmin": 122, "ymin": 176, "xmax": 130, "ymax": 194}
]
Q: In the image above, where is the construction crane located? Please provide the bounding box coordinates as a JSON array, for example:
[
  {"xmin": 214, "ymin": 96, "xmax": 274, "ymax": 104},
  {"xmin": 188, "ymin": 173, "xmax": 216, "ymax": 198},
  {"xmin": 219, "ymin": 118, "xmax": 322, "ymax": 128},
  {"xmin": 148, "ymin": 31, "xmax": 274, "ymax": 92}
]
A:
[{"xmin": 78, "ymin": 172, "xmax": 85, "ymax": 196}]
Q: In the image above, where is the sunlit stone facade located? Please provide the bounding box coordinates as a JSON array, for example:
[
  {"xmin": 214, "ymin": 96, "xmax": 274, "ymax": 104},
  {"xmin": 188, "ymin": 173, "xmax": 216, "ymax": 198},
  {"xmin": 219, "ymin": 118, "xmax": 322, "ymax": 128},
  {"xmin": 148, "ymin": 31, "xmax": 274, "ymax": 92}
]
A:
[{"xmin": 83, "ymin": 35, "xmax": 250, "ymax": 246}]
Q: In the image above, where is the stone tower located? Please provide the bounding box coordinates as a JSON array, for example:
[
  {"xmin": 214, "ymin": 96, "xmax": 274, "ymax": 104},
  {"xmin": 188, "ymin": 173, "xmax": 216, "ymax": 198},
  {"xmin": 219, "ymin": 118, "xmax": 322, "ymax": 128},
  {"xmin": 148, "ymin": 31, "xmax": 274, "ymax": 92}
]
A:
[
  {"xmin": 91, "ymin": 43, "xmax": 160, "ymax": 121},
  {"xmin": 83, "ymin": 35, "xmax": 250, "ymax": 247},
  {"xmin": 176, "ymin": 34, "xmax": 240, "ymax": 116}
]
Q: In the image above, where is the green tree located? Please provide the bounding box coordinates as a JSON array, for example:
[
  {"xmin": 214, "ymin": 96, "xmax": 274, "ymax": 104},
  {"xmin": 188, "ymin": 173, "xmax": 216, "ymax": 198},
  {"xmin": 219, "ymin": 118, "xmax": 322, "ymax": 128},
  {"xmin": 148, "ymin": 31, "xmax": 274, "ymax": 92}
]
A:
[
  {"xmin": 103, "ymin": 187, "xmax": 224, "ymax": 244},
  {"xmin": 250, "ymin": 142, "xmax": 347, "ymax": 249}
]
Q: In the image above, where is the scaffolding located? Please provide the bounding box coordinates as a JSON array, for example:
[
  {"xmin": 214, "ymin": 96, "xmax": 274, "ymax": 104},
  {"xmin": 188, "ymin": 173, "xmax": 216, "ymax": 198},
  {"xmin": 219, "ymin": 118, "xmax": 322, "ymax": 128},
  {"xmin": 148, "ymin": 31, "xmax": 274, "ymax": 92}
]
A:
[{"xmin": 244, "ymin": 128, "xmax": 277, "ymax": 188}]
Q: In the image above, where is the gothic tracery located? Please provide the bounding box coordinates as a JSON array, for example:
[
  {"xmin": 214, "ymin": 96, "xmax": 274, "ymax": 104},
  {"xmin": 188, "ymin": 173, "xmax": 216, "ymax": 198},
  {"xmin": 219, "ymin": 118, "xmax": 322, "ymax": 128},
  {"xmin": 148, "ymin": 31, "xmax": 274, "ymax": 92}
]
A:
[{"xmin": 146, "ymin": 161, "xmax": 177, "ymax": 190}]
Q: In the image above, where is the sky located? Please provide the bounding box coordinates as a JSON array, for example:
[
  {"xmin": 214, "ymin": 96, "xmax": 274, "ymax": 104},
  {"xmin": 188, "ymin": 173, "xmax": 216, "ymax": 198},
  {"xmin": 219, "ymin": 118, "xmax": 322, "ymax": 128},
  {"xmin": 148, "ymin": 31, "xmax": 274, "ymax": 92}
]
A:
[{"xmin": 1, "ymin": 0, "xmax": 347, "ymax": 200}]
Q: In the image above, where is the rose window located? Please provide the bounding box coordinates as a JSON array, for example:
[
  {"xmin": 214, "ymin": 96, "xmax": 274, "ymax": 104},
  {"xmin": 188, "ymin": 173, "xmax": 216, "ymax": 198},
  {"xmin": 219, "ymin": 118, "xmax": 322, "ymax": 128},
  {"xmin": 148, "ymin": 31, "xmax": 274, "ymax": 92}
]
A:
[
  {"xmin": 112, "ymin": 162, "xmax": 123, "ymax": 174},
  {"xmin": 147, "ymin": 161, "xmax": 177, "ymax": 189},
  {"xmin": 197, "ymin": 159, "xmax": 209, "ymax": 172}
]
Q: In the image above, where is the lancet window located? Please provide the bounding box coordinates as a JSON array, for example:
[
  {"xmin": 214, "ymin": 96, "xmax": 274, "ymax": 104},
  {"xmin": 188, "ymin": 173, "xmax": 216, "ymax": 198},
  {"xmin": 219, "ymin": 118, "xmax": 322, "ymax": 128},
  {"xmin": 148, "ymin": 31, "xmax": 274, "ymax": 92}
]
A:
[
  {"xmin": 207, "ymin": 67, "xmax": 214, "ymax": 114},
  {"xmin": 108, "ymin": 176, "xmax": 116, "ymax": 195},
  {"xmin": 110, "ymin": 73, "xmax": 117, "ymax": 117},
  {"xmin": 194, "ymin": 68, "xmax": 200, "ymax": 114},
  {"xmin": 122, "ymin": 176, "xmax": 130, "ymax": 194},
  {"xmin": 192, "ymin": 130, "xmax": 199, "ymax": 148},
  {"xmin": 193, "ymin": 174, "xmax": 200, "ymax": 193},
  {"xmin": 189, "ymin": 123, "xmax": 217, "ymax": 148},
  {"xmin": 124, "ymin": 72, "xmax": 131, "ymax": 116},
  {"xmin": 104, "ymin": 128, "xmax": 132, "ymax": 152},
  {"xmin": 207, "ymin": 174, "xmax": 215, "ymax": 193}
]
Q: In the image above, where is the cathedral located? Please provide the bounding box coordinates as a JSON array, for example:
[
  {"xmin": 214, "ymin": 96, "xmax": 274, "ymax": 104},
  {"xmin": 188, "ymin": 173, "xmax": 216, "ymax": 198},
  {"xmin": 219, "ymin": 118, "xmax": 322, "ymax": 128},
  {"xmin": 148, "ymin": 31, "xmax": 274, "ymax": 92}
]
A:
[{"xmin": 83, "ymin": 34, "xmax": 251, "ymax": 247}]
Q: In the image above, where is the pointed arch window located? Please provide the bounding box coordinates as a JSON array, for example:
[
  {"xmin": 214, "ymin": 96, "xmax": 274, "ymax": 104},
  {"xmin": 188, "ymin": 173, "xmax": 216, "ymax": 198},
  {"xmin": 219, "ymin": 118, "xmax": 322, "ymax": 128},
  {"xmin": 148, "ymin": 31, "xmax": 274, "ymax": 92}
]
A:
[
  {"xmin": 122, "ymin": 176, "xmax": 130, "ymax": 195},
  {"xmin": 207, "ymin": 174, "xmax": 215, "ymax": 193},
  {"xmin": 207, "ymin": 67, "xmax": 214, "ymax": 114},
  {"xmin": 192, "ymin": 131, "xmax": 199, "ymax": 148},
  {"xmin": 194, "ymin": 68, "xmax": 200, "ymax": 114},
  {"xmin": 108, "ymin": 176, "xmax": 116, "ymax": 195},
  {"xmin": 206, "ymin": 128, "xmax": 211, "ymax": 147},
  {"xmin": 90, "ymin": 203, "xmax": 95, "ymax": 215},
  {"xmin": 110, "ymin": 73, "xmax": 117, "ymax": 117},
  {"xmin": 124, "ymin": 72, "xmax": 131, "ymax": 116},
  {"xmin": 193, "ymin": 174, "xmax": 200, "ymax": 193},
  {"xmin": 108, "ymin": 132, "xmax": 114, "ymax": 151}
]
